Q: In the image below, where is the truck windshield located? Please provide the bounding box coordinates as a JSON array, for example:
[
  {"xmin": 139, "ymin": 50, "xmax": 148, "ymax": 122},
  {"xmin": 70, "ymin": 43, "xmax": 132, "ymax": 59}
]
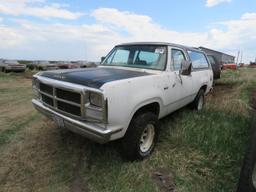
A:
[{"xmin": 102, "ymin": 45, "xmax": 167, "ymax": 70}]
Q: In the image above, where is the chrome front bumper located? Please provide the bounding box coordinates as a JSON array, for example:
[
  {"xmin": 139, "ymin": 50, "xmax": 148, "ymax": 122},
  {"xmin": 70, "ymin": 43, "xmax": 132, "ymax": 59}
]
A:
[{"xmin": 32, "ymin": 99, "xmax": 120, "ymax": 143}]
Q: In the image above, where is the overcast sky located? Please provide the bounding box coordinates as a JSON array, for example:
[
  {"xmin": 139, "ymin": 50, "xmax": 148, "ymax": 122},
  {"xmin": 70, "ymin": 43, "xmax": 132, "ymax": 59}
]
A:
[{"xmin": 0, "ymin": 0, "xmax": 255, "ymax": 62}]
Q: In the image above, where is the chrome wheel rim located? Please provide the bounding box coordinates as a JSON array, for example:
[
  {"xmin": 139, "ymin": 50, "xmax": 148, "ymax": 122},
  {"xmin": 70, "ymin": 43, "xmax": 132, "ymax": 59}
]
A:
[
  {"xmin": 252, "ymin": 163, "xmax": 256, "ymax": 188},
  {"xmin": 140, "ymin": 124, "xmax": 155, "ymax": 153},
  {"xmin": 198, "ymin": 95, "xmax": 204, "ymax": 110}
]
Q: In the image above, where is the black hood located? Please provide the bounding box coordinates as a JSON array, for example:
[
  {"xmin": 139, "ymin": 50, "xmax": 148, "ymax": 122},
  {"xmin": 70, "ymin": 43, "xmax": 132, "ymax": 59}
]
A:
[{"xmin": 39, "ymin": 67, "xmax": 150, "ymax": 89}]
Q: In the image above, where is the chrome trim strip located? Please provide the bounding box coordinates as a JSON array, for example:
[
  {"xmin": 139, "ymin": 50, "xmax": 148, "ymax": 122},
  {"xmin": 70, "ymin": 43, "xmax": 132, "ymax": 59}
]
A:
[
  {"xmin": 53, "ymin": 87, "xmax": 57, "ymax": 108},
  {"xmin": 81, "ymin": 93, "xmax": 86, "ymax": 118},
  {"xmin": 55, "ymin": 97, "xmax": 81, "ymax": 107},
  {"xmin": 39, "ymin": 90, "xmax": 54, "ymax": 98}
]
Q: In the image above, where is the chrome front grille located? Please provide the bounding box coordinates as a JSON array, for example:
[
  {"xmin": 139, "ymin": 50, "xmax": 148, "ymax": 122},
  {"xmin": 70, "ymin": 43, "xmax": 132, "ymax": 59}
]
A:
[
  {"xmin": 32, "ymin": 76, "xmax": 107, "ymax": 124},
  {"xmin": 55, "ymin": 88, "xmax": 81, "ymax": 104},
  {"xmin": 38, "ymin": 82, "xmax": 83, "ymax": 118},
  {"xmin": 39, "ymin": 83, "xmax": 53, "ymax": 95}
]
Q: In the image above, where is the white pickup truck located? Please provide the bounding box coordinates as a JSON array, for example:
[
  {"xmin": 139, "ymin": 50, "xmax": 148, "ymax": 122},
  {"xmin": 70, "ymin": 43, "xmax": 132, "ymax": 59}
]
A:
[{"xmin": 32, "ymin": 42, "xmax": 213, "ymax": 160}]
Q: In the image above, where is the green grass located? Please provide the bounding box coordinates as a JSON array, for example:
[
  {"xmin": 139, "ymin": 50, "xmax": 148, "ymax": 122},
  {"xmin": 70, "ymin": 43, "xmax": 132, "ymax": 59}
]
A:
[
  {"xmin": 0, "ymin": 68, "xmax": 256, "ymax": 192},
  {"xmin": 0, "ymin": 112, "xmax": 39, "ymax": 145},
  {"xmin": 159, "ymin": 108, "xmax": 249, "ymax": 191},
  {"xmin": 0, "ymin": 73, "xmax": 13, "ymax": 82}
]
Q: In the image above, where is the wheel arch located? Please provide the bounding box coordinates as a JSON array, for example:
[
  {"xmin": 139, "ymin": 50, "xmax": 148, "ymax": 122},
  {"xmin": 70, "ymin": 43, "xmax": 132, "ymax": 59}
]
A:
[
  {"xmin": 126, "ymin": 98, "xmax": 162, "ymax": 130},
  {"xmin": 132, "ymin": 101, "xmax": 160, "ymax": 119},
  {"xmin": 112, "ymin": 99, "xmax": 162, "ymax": 141},
  {"xmin": 200, "ymin": 84, "xmax": 207, "ymax": 93}
]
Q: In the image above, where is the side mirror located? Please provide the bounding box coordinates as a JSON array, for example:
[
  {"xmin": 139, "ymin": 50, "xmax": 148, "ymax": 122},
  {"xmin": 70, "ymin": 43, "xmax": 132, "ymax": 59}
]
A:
[
  {"xmin": 101, "ymin": 56, "xmax": 106, "ymax": 63},
  {"xmin": 180, "ymin": 60, "xmax": 192, "ymax": 75}
]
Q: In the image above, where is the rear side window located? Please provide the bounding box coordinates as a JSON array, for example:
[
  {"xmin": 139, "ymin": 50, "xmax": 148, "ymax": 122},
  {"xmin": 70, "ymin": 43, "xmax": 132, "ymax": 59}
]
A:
[
  {"xmin": 207, "ymin": 55, "xmax": 216, "ymax": 66},
  {"xmin": 188, "ymin": 51, "xmax": 209, "ymax": 69}
]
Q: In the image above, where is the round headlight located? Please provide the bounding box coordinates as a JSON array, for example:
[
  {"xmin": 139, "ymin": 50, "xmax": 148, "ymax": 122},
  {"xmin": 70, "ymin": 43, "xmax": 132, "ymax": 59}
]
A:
[{"xmin": 89, "ymin": 92, "xmax": 103, "ymax": 107}]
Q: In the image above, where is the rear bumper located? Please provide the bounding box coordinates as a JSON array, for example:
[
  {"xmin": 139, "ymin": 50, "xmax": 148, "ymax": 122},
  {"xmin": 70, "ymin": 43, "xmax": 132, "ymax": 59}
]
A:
[{"xmin": 32, "ymin": 99, "xmax": 121, "ymax": 143}]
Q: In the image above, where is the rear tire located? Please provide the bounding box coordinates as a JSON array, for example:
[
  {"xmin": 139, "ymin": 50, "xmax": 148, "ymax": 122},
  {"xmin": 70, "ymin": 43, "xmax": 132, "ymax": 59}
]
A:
[
  {"xmin": 191, "ymin": 89, "xmax": 205, "ymax": 111},
  {"xmin": 120, "ymin": 112, "xmax": 159, "ymax": 161}
]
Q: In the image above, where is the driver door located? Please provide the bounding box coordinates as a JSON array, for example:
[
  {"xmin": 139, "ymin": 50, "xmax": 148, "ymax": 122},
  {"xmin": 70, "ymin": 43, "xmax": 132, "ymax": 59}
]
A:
[{"xmin": 164, "ymin": 47, "xmax": 193, "ymax": 113}]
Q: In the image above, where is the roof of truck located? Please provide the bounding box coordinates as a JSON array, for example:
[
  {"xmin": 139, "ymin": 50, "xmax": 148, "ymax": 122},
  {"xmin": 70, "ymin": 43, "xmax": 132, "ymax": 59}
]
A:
[{"xmin": 117, "ymin": 42, "xmax": 202, "ymax": 52}]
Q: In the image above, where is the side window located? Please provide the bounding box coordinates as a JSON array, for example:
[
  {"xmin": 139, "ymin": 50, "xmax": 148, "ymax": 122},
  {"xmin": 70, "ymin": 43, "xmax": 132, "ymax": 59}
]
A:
[
  {"xmin": 188, "ymin": 51, "xmax": 209, "ymax": 69},
  {"xmin": 171, "ymin": 49, "xmax": 186, "ymax": 71}
]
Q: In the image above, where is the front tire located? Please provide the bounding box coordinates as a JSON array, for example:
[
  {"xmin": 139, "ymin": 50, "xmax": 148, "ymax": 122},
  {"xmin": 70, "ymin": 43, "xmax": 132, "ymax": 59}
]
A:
[{"xmin": 120, "ymin": 112, "xmax": 159, "ymax": 161}]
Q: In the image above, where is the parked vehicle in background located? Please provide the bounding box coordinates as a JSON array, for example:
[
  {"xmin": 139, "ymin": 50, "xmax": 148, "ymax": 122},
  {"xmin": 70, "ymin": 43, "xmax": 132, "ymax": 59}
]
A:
[
  {"xmin": 34, "ymin": 61, "xmax": 58, "ymax": 71},
  {"xmin": 75, "ymin": 61, "xmax": 97, "ymax": 68},
  {"xmin": 250, "ymin": 62, "xmax": 256, "ymax": 68},
  {"xmin": 0, "ymin": 60, "xmax": 26, "ymax": 73},
  {"xmin": 223, "ymin": 63, "xmax": 237, "ymax": 70},
  {"xmin": 32, "ymin": 42, "xmax": 213, "ymax": 160},
  {"xmin": 199, "ymin": 47, "xmax": 235, "ymax": 70},
  {"xmin": 207, "ymin": 55, "xmax": 221, "ymax": 79},
  {"xmin": 26, "ymin": 61, "xmax": 36, "ymax": 70},
  {"xmin": 57, "ymin": 61, "xmax": 80, "ymax": 69},
  {"xmin": 239, "ymin": 63, "xmax": 245, "ymax": 68}
]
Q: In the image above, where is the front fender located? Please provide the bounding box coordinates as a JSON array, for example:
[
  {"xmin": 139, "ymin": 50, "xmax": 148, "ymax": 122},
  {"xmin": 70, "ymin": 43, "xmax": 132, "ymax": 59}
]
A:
[{"xmin": 102, "ymin": 74, "xmax": 165, "ymax": 139}]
